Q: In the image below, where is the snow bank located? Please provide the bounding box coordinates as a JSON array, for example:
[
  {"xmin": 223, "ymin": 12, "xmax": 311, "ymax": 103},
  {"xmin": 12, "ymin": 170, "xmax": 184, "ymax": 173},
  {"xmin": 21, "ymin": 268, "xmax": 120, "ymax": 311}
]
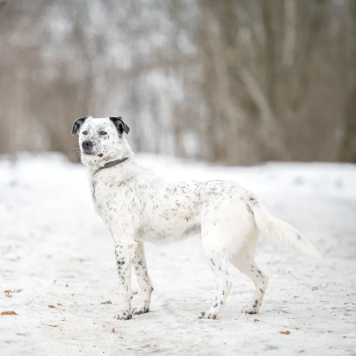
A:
[{"xmin": 0, "ymin": 153, "xmax": 355, "ymax": 356}]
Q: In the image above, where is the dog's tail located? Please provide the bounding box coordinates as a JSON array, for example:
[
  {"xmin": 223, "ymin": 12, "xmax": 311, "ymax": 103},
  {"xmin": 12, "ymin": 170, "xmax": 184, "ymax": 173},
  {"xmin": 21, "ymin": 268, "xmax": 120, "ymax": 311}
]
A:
[{"xmin": 244, "ymin": 193, "xmax": 321, "ymax": 259}]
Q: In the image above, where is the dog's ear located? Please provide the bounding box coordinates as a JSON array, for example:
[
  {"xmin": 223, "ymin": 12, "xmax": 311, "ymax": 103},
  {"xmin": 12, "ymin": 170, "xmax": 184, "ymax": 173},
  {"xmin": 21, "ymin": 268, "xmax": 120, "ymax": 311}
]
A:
[
  {"xmin": 110, "ymin": 117, "xmax": 130, "ymax": 135},
  {"xmin": 72, "ymin": 117, "xmax": 88, "ymax": 135}
]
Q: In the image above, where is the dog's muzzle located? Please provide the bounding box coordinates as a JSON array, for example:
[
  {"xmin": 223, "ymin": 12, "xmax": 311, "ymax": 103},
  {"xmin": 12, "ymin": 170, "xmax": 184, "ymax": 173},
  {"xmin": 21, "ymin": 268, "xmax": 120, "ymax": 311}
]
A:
[{"xmin": 82, "ymin": 140, "xmax": 94, "ymax": 155}]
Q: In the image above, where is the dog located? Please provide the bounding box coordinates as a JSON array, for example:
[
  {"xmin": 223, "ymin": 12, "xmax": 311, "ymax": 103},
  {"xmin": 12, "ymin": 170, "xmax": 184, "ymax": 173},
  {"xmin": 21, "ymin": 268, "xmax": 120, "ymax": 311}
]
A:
[{"xmin": 72, "ymin": 116, "xmax": 321, "ymax": 320}]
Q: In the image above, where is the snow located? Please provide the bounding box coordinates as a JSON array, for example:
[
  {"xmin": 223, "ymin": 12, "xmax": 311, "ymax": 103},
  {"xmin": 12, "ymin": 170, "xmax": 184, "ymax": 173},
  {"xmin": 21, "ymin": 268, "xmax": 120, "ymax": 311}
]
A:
[{"xmin": 1, "ymin": 153, "xmax": 355, "ymax": 356}]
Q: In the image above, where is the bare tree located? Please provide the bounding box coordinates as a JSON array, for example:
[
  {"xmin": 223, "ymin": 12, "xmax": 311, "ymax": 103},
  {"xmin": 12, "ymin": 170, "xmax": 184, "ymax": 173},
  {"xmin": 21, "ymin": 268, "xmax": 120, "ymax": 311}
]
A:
[{"xmin": 0, "ymin": 0, "xmax": 355, "ymax": 164}]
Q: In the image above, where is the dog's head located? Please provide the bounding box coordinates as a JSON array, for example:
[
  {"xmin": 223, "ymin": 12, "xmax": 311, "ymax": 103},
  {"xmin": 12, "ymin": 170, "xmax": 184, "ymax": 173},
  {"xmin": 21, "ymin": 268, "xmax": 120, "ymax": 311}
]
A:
[{"xmin": 72, "ymin": 116, "xmax": 131, "ymax": 168}]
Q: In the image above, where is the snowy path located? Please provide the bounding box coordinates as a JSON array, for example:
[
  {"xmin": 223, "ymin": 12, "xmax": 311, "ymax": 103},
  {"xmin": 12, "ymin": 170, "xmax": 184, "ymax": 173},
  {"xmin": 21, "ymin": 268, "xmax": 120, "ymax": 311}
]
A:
[{"xmin": 1, "ymin": 154, "xmax": 355, "ymax": 356}]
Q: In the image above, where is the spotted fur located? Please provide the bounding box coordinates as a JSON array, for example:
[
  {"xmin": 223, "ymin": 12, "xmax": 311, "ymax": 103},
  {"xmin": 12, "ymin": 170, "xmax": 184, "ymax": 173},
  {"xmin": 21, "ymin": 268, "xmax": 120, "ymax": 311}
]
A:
[{"xmin": 73, "ymin": 116, "xmax": 321, "ymax": 320}]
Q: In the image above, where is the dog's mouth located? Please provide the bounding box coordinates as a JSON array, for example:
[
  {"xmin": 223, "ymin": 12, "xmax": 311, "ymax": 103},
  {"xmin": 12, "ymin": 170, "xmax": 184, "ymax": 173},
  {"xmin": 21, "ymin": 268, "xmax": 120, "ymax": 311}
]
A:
[
  {"xmin": 83, "ymin": 151, "xmax": 95, "ymax": 156},
  {"xmin": 83, "ymin": 151, "xmax": 104, "ymax": 158}
]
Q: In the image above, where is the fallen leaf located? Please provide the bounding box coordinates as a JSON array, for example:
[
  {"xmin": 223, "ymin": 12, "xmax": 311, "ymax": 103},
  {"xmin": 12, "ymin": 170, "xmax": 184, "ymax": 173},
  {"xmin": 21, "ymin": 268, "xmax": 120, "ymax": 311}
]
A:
[
  {"xmin": 296, "ymin": 327, "xmax": 299, "ymax": 330},
  {"xmin": 133, "ymin": 291, "xmax": 138, "ymax": 295},
  {"xmin": 54, "ymin": 280, "xmax": 56, "ymax": 284},
  {"xmin": 57, "ymin": 303, "xmax": 63, "ymax": 306},
  {"xmin": 66, "ymin": 284, "xmax": 69, "ymax": 287},
  {"xmin": 281, "ymin": 331, "xmax": 291, "ymax": 335},
  {"xmin": 141, "ymin": 344, "xmax": 150, "ymax": 348},
  {"xmin": 48, "ymin": 305, "xmax": 55, "ymax": 308},
  {"xmin": 4, "ymin": 290, "xmax": 12, "ymax": 293},
  {"xmin": 71, "ymin": 293, "xmax": 75, "ymax": 296},
  {"xmin": 61, "ymin": 318, "xmax": 66, "ymax": 322},
  {"xmin": 9, "ymin": 257, "xmax": 20, "ymax": 262},
  {"xmin": 5, "ymin": 293, "xmax": 12, "ymax": 298},
  {"xmin": 16, "ymin": 333, "xmax": 22, "ymax": 335},
  {"xmin": 101, "ymin": 300, "xmax": 112, "ymax": 304},
  {"xmin": 293, "ymin": 296, "xmax": 299, "ymax": 298},
  {"xmin": 17, "ymin": 289, "xmax": 22, "ymax": 293},
  {"xmin": 111, "ymin": 328, "xmax": 116, "ymax": 333},
  {"xmin": 44, "ymin": 324, "xmax": 59, "ymax": 327},
  {"xmin": 254, "ymin": 319, "xmax": 261, "ymax": 322},
  {"xmin": 1, "ymin": 311, "xmax": 18, "ymax": 315}
]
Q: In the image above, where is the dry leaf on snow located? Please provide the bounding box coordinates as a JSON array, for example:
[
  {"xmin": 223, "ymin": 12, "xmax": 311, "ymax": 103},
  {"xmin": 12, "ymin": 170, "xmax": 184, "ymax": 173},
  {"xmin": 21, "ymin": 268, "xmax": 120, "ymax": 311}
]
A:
[
  {"xmin": 48, "ymin": 305, "xmax": 55, "ymax": 308},
  {"xmin": 281, "ymin": 331, "xmax": 291, "ymax": 335},
  {"xmin": 1, "ymin": 311, "xmax": 18, "ymax": 315}
]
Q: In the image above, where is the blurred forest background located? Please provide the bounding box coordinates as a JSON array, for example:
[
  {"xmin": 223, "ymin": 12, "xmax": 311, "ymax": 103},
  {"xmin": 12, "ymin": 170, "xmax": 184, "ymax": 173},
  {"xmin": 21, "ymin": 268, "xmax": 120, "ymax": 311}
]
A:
[{"xmin": 0, "ymin": 0, "xmax": 355, "ymax": 165}]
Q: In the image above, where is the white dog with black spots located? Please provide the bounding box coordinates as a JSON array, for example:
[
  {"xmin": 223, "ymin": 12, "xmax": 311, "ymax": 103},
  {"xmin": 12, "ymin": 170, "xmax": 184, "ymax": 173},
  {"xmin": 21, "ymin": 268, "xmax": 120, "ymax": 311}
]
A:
[{"xmin": 72, "ymin": 116, "xmax": 321, "ymax": 320}]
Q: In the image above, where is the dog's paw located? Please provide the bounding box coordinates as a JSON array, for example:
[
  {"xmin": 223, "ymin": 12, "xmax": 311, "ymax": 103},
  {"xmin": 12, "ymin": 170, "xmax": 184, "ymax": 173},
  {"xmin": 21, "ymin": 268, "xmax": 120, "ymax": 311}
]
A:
[
  {"xmin": 241, "ymin": 305, "xmax": 258, "ymax": 314},
  {"xmin": 113, "ymin": 310, "xmax": 132, "ymax": 320},
  {"xmin": 132, "ymin": 304, "xmax": 149, "ymax": 315},
  {"xmin": 198, "ymin": 311, "xmax": 216, "ymax": 320}
]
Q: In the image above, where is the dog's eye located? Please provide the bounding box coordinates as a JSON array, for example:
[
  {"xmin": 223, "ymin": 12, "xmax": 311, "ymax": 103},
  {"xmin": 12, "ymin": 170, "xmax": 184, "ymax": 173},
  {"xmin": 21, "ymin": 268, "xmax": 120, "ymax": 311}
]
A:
[
  {"xmin": 82, "ymin": 131, "xmax": 88, "ymax": 135},
  {"xmin": 99, "ymin": 131, "xmax": 107, "ymax": 136}
]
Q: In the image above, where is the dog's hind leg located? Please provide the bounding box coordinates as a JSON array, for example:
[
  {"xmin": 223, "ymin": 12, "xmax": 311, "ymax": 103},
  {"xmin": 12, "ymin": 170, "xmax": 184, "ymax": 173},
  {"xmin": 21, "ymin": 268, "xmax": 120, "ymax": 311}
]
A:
[
  {"xmin": 198, "ymin": 244, "xmax": 232, "ymax": 320},
  {"xmin": 132, "ymin": 242, "xmax": 153, "ymax": 315},
  {"xmin": 231, "ymin": 244, "xmax": 269, "ymax": 314}
]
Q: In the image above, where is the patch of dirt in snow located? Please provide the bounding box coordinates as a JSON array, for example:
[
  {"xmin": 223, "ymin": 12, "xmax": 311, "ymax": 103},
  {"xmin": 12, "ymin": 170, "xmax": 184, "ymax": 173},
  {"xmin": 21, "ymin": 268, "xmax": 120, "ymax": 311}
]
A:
[{"xmin": 0, "ymin": 153, "xmax": 355, "ymax": 356}]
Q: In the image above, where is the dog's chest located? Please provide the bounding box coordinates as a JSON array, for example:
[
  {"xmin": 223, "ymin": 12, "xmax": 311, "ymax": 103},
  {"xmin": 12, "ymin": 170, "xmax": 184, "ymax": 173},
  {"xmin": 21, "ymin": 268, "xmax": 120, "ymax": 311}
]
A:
[{"xmin": 91, "ymin": 175, "xmax": 128, "ymax": 216}]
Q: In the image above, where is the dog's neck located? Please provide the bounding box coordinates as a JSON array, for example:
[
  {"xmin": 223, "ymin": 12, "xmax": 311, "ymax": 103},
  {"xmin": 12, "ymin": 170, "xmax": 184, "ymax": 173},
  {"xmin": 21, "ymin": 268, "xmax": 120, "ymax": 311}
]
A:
[{"xmin": 92, "ymin": 157, "xmax": 129, "ymax": 175}]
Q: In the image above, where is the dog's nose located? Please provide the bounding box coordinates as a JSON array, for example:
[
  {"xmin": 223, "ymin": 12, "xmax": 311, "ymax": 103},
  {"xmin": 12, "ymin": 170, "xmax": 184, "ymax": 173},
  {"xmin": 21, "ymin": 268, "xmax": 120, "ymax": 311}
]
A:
[{"xmin": 82, "ymin": 140, "xmax": 93, "ymax": 149}]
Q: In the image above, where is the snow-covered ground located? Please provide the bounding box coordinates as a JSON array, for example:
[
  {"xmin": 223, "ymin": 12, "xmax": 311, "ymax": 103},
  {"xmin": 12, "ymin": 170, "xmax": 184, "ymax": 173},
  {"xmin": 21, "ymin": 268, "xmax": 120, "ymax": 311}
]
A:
[{"xmin": 1, "ymin": 153, "xmax": 355, "ymax": 356}]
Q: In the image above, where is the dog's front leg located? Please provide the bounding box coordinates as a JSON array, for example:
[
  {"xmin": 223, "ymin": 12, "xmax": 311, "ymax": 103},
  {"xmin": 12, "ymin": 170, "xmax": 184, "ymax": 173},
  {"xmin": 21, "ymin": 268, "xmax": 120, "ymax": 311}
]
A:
[
  {"xmin": 113, "ymin": 242, "xmax": 136, "ymax": 320},
  {"xmin": 132, "ymin": 242, "xmax": 153, "ymax": 315}
]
